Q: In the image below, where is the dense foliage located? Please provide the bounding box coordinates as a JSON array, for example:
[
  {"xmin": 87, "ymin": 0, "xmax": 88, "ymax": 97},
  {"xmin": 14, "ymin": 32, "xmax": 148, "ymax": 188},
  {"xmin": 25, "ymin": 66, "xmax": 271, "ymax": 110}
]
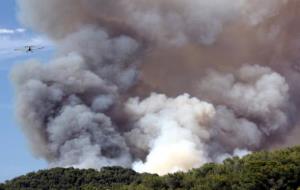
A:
[{"xmin": 2, "ymin": 146, "xmax": 300, "ymax": 190}]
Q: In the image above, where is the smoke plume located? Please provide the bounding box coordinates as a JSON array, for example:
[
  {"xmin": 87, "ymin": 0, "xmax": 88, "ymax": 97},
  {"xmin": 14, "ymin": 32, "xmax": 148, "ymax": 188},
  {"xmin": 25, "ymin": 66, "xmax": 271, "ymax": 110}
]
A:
[{"xmin": 12, "ymin": 0, "xmax": 300, "ymax": 175}]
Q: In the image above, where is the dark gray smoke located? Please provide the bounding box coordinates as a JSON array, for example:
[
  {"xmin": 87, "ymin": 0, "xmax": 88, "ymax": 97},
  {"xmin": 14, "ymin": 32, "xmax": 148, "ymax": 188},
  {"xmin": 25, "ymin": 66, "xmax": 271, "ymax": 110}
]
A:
[{"xmin": 12, "ymin": 0, "xmax": 300, "ymax": 175}]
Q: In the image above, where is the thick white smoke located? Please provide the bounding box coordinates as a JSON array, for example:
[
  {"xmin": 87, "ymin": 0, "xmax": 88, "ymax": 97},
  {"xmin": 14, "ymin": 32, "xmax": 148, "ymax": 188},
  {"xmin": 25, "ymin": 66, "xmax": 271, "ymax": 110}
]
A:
[
  {"xmin": 125, "ymin": 94, "xmax": 215, "ymax": 174},
  {"xmin": 12, "ymin": 0, "xmax": 300, "ymax": 175}
]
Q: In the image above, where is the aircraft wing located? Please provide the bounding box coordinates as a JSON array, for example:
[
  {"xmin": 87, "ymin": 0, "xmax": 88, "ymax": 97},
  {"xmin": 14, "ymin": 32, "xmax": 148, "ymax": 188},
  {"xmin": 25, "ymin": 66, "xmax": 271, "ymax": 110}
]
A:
[
  {"xmin": 32, "ymin": 46, "xmax": 45, "ymax": 50},
  {"xmin": 14, "ymin": 47, "xmax": 28, "ymax": 51}
]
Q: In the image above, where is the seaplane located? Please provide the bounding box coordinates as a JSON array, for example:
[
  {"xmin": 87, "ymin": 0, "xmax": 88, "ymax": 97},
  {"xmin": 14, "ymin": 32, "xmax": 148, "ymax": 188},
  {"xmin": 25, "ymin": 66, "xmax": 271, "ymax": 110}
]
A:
[{"xmin": 14, "ymin": 45, "xmax": 44, "ymax": 53}]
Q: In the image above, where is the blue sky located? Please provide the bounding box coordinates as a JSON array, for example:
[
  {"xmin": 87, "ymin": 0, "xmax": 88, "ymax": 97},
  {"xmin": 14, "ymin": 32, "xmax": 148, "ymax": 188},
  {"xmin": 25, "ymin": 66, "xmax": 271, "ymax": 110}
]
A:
[{"xmin": 0, "ymin": 0, "xmax": 53, "ymax": 182}]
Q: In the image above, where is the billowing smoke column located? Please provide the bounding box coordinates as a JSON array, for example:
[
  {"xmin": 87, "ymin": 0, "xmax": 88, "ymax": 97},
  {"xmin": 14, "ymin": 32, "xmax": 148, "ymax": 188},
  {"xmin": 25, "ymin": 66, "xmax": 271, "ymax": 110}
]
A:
[{"xmin": 12, "ymin": 0, "xmax": 300, "ymax": 175}]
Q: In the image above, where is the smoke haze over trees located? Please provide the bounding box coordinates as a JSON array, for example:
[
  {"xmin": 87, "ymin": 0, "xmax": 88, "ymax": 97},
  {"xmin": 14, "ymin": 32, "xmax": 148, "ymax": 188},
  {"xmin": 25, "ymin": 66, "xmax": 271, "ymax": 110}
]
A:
[{"xmin": 2, "ymin": 146, "xmax": 300, "ymax": 190}]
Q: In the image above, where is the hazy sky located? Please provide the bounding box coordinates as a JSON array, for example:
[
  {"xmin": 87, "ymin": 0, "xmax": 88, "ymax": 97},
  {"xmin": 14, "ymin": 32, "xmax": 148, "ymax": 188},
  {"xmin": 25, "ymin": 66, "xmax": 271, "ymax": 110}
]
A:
[{"xmin": 0, "ymin": 0, "xmax": 53, "ymax": 182}]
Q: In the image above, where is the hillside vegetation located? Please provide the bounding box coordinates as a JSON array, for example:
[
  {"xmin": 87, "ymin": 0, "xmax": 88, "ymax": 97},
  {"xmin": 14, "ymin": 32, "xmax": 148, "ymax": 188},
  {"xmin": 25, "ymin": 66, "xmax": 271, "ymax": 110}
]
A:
[{"xmin": 2, "ymin": 146, "xmax": 300, "ymax": 190}]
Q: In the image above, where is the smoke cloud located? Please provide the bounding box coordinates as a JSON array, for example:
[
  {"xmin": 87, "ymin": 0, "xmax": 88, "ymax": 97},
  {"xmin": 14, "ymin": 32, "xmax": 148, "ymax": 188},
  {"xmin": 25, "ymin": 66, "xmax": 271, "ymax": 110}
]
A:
[{"xmin": 12, "ymin": 0, "xmax": 300, "ymax": 175}]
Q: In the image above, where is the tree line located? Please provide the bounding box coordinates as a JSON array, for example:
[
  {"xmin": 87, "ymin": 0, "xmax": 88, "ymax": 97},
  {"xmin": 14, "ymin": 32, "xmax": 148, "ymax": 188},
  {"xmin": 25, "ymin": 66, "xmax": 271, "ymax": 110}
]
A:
[{"xmin": 2, "ymin": 146, "xmax": 300, "ymax": 190}]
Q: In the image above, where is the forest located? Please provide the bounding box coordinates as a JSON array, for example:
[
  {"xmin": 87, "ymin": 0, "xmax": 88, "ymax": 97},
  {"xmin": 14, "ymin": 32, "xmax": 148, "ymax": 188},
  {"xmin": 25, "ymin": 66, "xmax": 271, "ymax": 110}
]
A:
[{"xmin": 1, "ymin": 146, "xmax": 300, "ymax": 190}]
